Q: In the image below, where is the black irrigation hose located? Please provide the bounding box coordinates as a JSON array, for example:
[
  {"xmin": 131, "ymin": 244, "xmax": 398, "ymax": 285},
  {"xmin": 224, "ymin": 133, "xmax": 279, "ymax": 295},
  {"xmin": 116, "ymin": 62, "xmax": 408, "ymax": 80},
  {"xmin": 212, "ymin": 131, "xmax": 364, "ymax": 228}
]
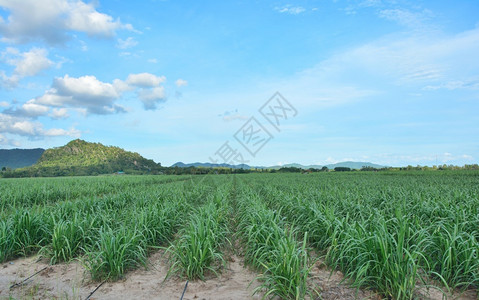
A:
[
  {"xmin": 85, "ymin": 280, "xmax": 107, "ymax": 300},
  {"xmin": 180, "ymin": 280, "xmax": 189, "ymax": 300},
  {"xmin": 9, "ymin": 266, "xmax": 48, "ymax": 289}
]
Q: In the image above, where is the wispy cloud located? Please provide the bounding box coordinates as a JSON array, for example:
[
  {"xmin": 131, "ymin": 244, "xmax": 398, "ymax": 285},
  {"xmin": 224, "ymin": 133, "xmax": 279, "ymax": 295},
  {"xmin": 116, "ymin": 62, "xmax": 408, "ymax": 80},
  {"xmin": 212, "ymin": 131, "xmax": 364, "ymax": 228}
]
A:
[
  {"xmin": 308, "ymin": 26, "xmax": 479, "ymax": 89},
  {"xmin": 217, "ymin": 109, "xmax": 248, "ymax": 122},
  {"xmin": 343, "ymin": 0, "xmax": 435, "ymax": 29},
  {"xmin": 344, "ymin": 0, "xmax": 382, "ymax": 15},
  {"xmin": 424, "ymin": 78, "xmax": 479, "ymax": 91},
  {"xmin": 117, "ymin": 37, "xmax": 138, "ymax": 49},
  {"xmin": 378, "ymin": 8, "xmax": 434, "ymax": 29},
  {"xmin": 222, "ymin": 114, "xmax": 249, "ymax": 122},
  {"xmin": 175, "ymin": 79, "xmax": 188, "ymax": 87},
  {"xmin": 79, "ymin": 40, "xmax": 88, "ymax": 51},
  {"xmin": 373, "ymin": 152, "xmax": 476, "ymax": 166},
  {"xmin": 274, "ymin": 5, "xmax": 306, "ymax": 15}
]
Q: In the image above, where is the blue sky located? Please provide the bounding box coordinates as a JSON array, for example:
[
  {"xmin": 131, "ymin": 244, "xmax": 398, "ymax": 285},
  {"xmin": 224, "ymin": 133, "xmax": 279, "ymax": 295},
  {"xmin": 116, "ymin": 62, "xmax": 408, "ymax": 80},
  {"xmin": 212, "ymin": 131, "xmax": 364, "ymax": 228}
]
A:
[{"xmin": 0, "ymin": 0, "xmax": 478, "ymax": 167}]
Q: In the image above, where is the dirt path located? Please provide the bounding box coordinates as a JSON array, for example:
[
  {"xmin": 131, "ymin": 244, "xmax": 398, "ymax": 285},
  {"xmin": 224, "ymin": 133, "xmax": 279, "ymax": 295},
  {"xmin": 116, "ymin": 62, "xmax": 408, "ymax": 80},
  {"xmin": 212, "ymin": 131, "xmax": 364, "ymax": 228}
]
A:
[
  {"xmin": 0, "ymin": 252, "xmax": 261, "ymax": 300},
  {"xmin": 1, "ymin": 253, "xmax": 476, "ymax": 300}
]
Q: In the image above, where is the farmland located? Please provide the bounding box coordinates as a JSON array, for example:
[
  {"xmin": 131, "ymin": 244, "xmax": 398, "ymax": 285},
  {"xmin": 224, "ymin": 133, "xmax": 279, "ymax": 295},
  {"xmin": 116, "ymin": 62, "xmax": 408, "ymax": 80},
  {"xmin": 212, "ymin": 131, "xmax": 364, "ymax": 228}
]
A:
[{"xmin": 1, "ymin": 171, "xmax": 478, "ymax": 299}]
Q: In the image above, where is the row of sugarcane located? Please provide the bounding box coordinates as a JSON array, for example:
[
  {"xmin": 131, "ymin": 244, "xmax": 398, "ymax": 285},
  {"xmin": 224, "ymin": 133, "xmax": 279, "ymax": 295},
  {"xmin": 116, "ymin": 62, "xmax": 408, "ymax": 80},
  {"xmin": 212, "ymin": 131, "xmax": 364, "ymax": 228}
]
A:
[
  {"xmin": 247, "ymin": 172, "xmax": 479, "ymax": 299},
  {"xmin": 1, "ymin": 177, "xmax": 208, "ymax": 281}
]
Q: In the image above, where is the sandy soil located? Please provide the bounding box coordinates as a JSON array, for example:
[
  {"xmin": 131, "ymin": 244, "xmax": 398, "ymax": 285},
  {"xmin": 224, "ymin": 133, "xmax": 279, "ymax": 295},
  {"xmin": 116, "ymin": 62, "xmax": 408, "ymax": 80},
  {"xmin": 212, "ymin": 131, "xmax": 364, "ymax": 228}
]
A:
[
  {"xmin": 0, "ymin": 251, "xmax": 260, "ymax": 300},
  {"xmin": 309, "ymin": 261, "xmax": 375, "ymax": 300},
  {"xmin": 415, "ymin": 280, "xmax": 478, "ymax": 300},
  {"xmin": 1, "ymin": 253, "xmax": 477, "ymax": 300}
]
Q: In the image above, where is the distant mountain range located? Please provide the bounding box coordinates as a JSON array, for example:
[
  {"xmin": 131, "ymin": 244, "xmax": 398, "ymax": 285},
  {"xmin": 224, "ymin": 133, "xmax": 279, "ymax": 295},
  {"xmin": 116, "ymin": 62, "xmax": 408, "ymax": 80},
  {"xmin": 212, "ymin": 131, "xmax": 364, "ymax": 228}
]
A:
[
  {"xmin": 323, "ymin": 161, "xmax": 387, "ymax": 169},
  {"xmin": 0, "ymin": 148, "xmax": 45, "ymax": 169},
  {"xmin": 172, "ymin": 162, "xmax": 253, "ymax": 169},
  {"xmin": 268, "ymin": 161, "xmax": 387, "ymax": 170},
  {"xmin": 1, "ymin": 140, "xmax": 387, "ymax": 175},
  {"xmin": 171, "ymin": 161, "xmax": 387, "ymax": 170}
]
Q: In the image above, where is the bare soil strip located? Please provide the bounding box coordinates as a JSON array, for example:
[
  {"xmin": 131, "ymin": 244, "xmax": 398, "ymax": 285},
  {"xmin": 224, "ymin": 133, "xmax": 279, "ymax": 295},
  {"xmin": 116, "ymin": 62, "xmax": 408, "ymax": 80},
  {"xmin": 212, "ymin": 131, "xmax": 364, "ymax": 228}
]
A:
[{"xmin": 1, "ymin": 252, "xmax": 476, "ymax": 300}]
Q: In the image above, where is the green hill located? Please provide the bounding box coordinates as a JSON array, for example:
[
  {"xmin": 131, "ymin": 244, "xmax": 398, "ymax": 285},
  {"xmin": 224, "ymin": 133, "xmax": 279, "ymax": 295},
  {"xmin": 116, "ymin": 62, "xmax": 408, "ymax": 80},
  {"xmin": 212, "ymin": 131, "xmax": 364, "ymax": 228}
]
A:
[{"xmin": 3, "ymin": 139, "xmax": 161, "ymax": 177}]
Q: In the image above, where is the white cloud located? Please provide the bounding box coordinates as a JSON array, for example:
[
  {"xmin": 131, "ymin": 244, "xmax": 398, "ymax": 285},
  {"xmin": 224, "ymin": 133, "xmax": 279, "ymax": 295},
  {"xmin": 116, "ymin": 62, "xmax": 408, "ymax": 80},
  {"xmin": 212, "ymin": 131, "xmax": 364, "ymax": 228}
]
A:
[
  {"xmin": 43, "ymin": 127, "xmax": 80, "ymax": 137},
  {"xmin": 19, "ymin": 99, "xmax": 50, "ymax": 117},
  {"xmin": 122, "ymin": 23, "xmax": 142, "ymax": 34},
  {"xmin": 275, "ymin": 5, "xmax": 306, "ymax": 15},
  {"xmin": 0, "ymin": 133, "xmax": 20, "ymax": 146},
  {"xmin": 138, "ymin": 86, "xmax": 166, "ymax": 110},
  {"xmin": 35, "ymin": 75, "xmax": 123, "ymax": 114},
  {"xmin": 54, "ymin": 75, "xmax": 120, "ymax": 102},
  {"xmin": 148, "ymin": 58, "xmax": 158, "ymax": 64},
  {"xmin": 0, "ymin": 112, "xmax": 79, "ymax": 138},
  {"xmin": 10, "ymin": 120, "xmax": 36, "ymax": 135},
  {"xmin": 0, "ymin": 70, "xmax": 18, "ymax": 88},
  {"xmin": 24, "ymin": 72, "xmax": 169, "ymax": 115},
  {"xmin": 126, "ymin": 73, "xmax": 165, "ymax": 87},
  {"xmin": 117, "ymin": 37, "xmax": 138, "ymax": 49},
  {"xmin": 0, "ymin": 0, "xmax": 134, "ymax": 44},
  {"xmin": 1, "ymin": 47, "xmax": 53, "ymax": 88},
  {"xmin": 66, "ymin": 1, "xmax": 121, "ymax": 36},
  {"xmin": 175, "ymin": 79, "xmax": 188, "ymax": 87},
  {"xmin": 0, "ymin": 101, "xmax": 9, "ymax": 108},
  {"xmin": 112, "ymin": 78, "xmax": 132, "ymax": 93},
  {"xmin": 34, "ymin": 93, "xmax": 70, "ymax": 107},
  {"xmin": 49, "ymin": 108, "xmax": 69, "ymax": 119},
  {"xmin": 9, "ymin": 48, "xmax": 53, "ymax": 76},
  {"xmin": 2, "ymin": 98, "xmax": 51, "ymax": 118}
]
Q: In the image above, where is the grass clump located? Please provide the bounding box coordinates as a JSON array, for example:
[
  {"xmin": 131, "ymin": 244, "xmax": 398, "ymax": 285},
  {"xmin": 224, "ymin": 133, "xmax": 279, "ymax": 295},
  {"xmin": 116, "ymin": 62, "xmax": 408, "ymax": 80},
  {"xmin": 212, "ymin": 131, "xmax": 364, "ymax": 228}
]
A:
[
  {"xmin": 41, "ymin": 214, "xmax": 86, "ymax": 264},
  {"xmin": 0, "ymin": 220, "xmax": 15, "ymax": 262},
  {"xmin": 167, "ymin": 201, "xmax": 230, "ymax": 280},
  {"xmin": 85, "ymin": 226, "xmax": 147, "ymax": 281},
  {"xmin": 236, "ymin": 187, "xmax": 314, "ymax": 299}
]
